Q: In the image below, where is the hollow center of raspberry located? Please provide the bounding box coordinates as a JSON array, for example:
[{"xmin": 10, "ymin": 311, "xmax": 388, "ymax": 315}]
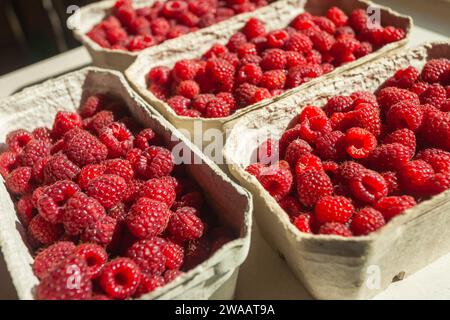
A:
[
  {"xmin": 114, "ymin": 272, "xmax": 130, "ymax": 286},
  {"xmin": 362, "ymin": 176, "xmax": 383, "ymax": 196}
]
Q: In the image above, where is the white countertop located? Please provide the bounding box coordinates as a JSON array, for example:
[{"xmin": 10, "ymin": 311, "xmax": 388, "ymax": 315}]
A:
[{"xmin": 0, "ymin": 0, "xmax": 449, "ymax": 300}]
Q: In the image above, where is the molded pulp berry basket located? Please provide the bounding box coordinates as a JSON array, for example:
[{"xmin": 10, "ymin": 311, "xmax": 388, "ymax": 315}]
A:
[
  {"xmin": 0, "ymin": 67, "xmax": 252, "ymax": 300},
  {"xmin": 223, "ymin": 42, "xmax": 450, "ymax": 300},
  {"xmin": 71, "ymin": 0, "xmax": 277, "ymax": 71},
  {"xmin": 125, "ymin": 0, "xmax": 412, "ymax": 149}
]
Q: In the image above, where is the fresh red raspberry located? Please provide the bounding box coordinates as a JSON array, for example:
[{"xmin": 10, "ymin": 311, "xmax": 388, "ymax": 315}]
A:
[
  {"xmin": 293, "ymin": 213, "xmax": 313, "ymax": 233},
  {"xmin": 386, "ymin": 101, "xmax": 423, "ymax": 132},
  {"xmin": 257, "ymin": 138, "xmax": 279, "ymax": 165},
  {"xmin": 299, "ymin": 105, "xmax": 327, "ymax": 123},
  {"xmin": 279, "ymin": 126, "xmax": 303, "ymax": 156},
  {"xmin": 64, "ymin": 129, "xmax": 108, "ymax": 166},
  {"xmin": 19, "ymin": 139, "xmax": 51, "ymax": 167},
  {"xmin": 236, "ymin": 43, "xmax": 258, "ymax": 58},
  {"xmin": 126, "ymin": 198, "xmax": 171, "ymax": 239},
  {"xmin": 381, "ymin": 171, "xmax": 400, "ymax": 196},
  {"xmin": 234, "ymin": 83, "xmax": 269, "ymax": 107},
  {"xmin": 419, "ymin": 109, "xmax": 450, "ymax": 150},
  {"xmin": 266, "ymin": 29, "xmax": 289, "ymax": 48},
  {"xmin": 349, "ymin": 169, "xmax": 388, "ymax": 203},
  {"xmin": 43, "ymin": 154, "xmax": 80, "ymax": 184},
  {"xmin": 177, "ymin": 11, "xmax": 200, "ymax": 27},
  {"xmin": 284, "ymin": 139, "xmax": 312, "ymax": 167},
  {"xmin": 99, "ymin": 122, "xmax": 134, "ymax": 158},
  {"xmin": 51, "ymin": 111, "xmax": 82, "ymax": 138},
  {"xmin": 172, "ymin": 59, "xmax": 198, "ymax": 82},
  {"xmin": 337, "ymin": 161, "xmax": 366, "ymax": 182},
  {"xmin": 63, "ymin": 191, "xmax": 106, "ymax": 235},
  {"xmin": 166, "ymin": 95, "xmax": 190, "ymax": 115},
  {"xmin": 315, "ymin": 195, "xmax": 354, "ymax": 225},
  {"xmin": 312, "ymin": 16, "xmax": 336, "ymax": 34},
  {"xmin": 245, "ymin": 163, "xmax": 266, "ymax": 179},
  {"xmin": 258, "ymin": 162, "xmax": 293, "ymax": 201},
  {"xmin": 33, "ymin": 241, "xmax": 76, "ymax": 280},
  {"xmin": 284, "ymin": 32, "xmax": 313, "ymax": 53},
  {"xmin": 369, "ymin": 143, "xmax": 412, "ymax": 171},
  {"xmin": 260, "ymin": 49, "xmax": 287, "ymax": 70},
  {"xmin": 38, "ymin": 180, "xmax": 80, "ymax": 224},
  {"xmin": 176, "ymin": 191, "xmax": 204, "ymax": 211},
  {"xmin": 5, "ymin": 166, "xmax": 32, "ymax": 195},
  {"xmin": 85, "ymin": 111, "xmax": 115, "ymax": 134},
  {"xmin": 326, "ymin": 6, "xmax": 348, "ymax": 27},
  {"xmin": 410, "ymin": 81, "xmax": 430, "ymax": 96},
  {"xmin": 420, "ymin": 83, "xmax": 447, "ymax": 108},
  {"xmin": 16, "ymin": 194, "xmax": 35, "ymax": 226},
  {"xmin": 417, "ymin": 148, "xmax": 450, "ymax": 173},
  {"xmin": 99, "ymin": 258, "xmax": 140, "ymax": 299},
  {"xmin": 174, "ymin": 80, "xmax": 200, "ymax": 99},
  {"xmin": 376, "ymin": 87, "xmax": 420, "ymax": 112},
  {"xmin": 103, "ymin": 159, "xmax": 134, "ymax": 181},
  {"xmin": 350, "ymin": 207, "xmax": 385, "ymax": 236},
  {"xmin": 286, "ymin": 64, "xmax": 323, "ymax": 88},
  {"xmin": 290, "ymin": 12, "xmax": 313, "ymax": 28},
  {"xmin": 309, "ymin": 29, "xmax": 335, "ymax": 53},
  {"xmin": 348, "ymin": 9, "xmax": 367, "ymax": 32},
  {"xmin": 0, "ymin": 151, "xmax": 19, "ymax": 178},
  {"xmin": 74, "ymin": 243, "xmax": 108, "ymax": 279},
  {"xmin": 421, "ymin": 58, "xmax": 450, "ymax": 84},
  {"xmin": 77, "ymin": 164, "xmax": 105, "ymax": 190},
  {"xmin": 351, "ymin": 91, "xmax": 378, "ymax": 105},
  {"xmin": 82, "ymin": 215, "xmax": 118, "ymax": 248},
  {"xmin": 399, "ymin": 160, "xmax": 435, "ymax": 195},
  {"xmin": 387, "ymin": 66, "xmax": 419, "ymax": 89},
  {"xmin": 147, "ymin": 66, "xmax": 171, "ymax": 86},
  {"xmin": 161, "ymin": 0, "xmax": 188, "ymax": 18},
  {"xmin": 345, "ymin": 103, "xmax": 382, "ymax": 137},
  {"xmin": 374, "ymin": 196, "xmax": 416, "ymax": 221},
  {"xmin": 203, "ymin": 44, "xmax": 228, "ymax": 59},
  {"xmin": 296, "ymin": 170, "xmax": 333, "ymax": 207},
  {"xmin": 166, "ymin": 25, "xmax": 190, "ymax": 39},
  {"xmin": 323, "ymin": 95, "xmax": 353, "ymax": 116},
  {"xmin": 32, "ymin": 127, "xmax": 52, "ymax": 142},
  {"xmin": 227, "ymin": 32, "xmax": 247, "ymax": 52},
  {"xmin": 383, "ymin": 129, "xmax": 415, "ymax": 157},
  {"xmin": 135, "ymin": 274, "xmax": 164, "ymax": 297},
  {"xmin": 315, "ymin": 130, "xmax": 347, "ymax": 161},
  {"xmin": 28, "ymin": 215, "xmax": 63, "ymax": 246},
  {"xmin": 140, "ymin": 177, "xmax": 176, "ymax": 207},
  {"xmin": 382, "ymin": 26, "xmax": 405, "ymax": 44},
  {"xmin": 205, "ymin": 98, "xmax": 231, "ymax": 118},
  {"xmin": 298, "ymin": 115, "xmax": 332, "ymax": 144},
  {"xmin": 216, "ymin": 92, "xmax": 237, "ymax": 111},
  {"xmin": 294, "ymin": 154, "xmax": 323, "ymax": 176},
  {"xmin": 242, "ymin": 17, "xmax": 266, "ymax": 39},
  {"xmin": 205, "ymin": 58, "xmax": 235, "ymax": 90},
  {"xmin": 441, "ymin": 99, "xmax": 450, "ymax": 112},
  {"xmin": 189, "ymin": 94, "xmax": 214, "ymax": 114},
  {"xmin": 6, "ymin": 129, "xmax": 33, "ymax": 153},
  {"xmin": 318, "ymin": 222, "xmax": 352, "ymax": 237},
  {"xmin": 36, "ymin": 256, "xmax": 92, "ymax": 300},
  {"xmin": 278, "ymin": 196, "xmax": 303, "ymax": 219},
  {"xmin": 126, "ymin": 238, "xmax": 167, "ymax": 275},
  {"xmin": 163, "ymin": 241, "xmax": 185, "ymax": 270},
  {"xmin": 259, "ymin": 70, "xmax": 286, "ymax": 90},
  {"xmin": 86, "ymin": 174, "xmax": 127, "ymax": 209},
  {"xmin": 182, "ymin": 238, "xmax": 211, "ymax": 271},
  {"xmin": 344, "ymin": 127, "xmax": 377, "ymax": 159},
  {"xmin": 236, "ymin": 63, "xmax": 263, "ymax": 85},
  {"xmin": 330, "ymin": 37, "xmax": 359, "ymax": 58},
  {"xmin": 133, "ymin": 146, "xmax": 174, "ymax": 179},
  {"xmin": 285, "ymin": 51, "xmax": 306, "ymax": 68},
  {"xmin": 354, "ymin": 41, "xmax": 373, "ymax": 58},
  {"xmin": 134, "ymin": 128, "xmax": 160, "ymax": 150}
]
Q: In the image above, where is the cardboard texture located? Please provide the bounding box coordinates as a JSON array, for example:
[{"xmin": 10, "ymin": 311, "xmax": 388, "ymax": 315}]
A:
[
  {"xmin": 0, "ymin": 68, "xmax": 252, "ymax": 300},
  {"xmin": 125, "ymin": 0, "xmax": 411, "ymax": 149},
  {"xmin": 223, "ymin": 42, "xmax": 450, "ymax": 300}
]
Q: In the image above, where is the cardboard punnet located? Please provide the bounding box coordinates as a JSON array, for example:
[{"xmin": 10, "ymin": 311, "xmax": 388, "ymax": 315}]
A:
[
  {"xmin": 125, "ymin": 0, "xmax": 411, "ymax": 149},
  {"xmin": 223, "ymin": 42, "xmax": 450, "ymax": 300},
  {"xmin": 0, "ymin": 67, "xmax": 252, "ymax": 300}
]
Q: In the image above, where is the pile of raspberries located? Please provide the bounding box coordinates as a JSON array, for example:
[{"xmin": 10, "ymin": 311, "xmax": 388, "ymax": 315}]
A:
[
  {"xmin": 246, "ymin": 58, "xmax": 450, "ymax": 237},
  {"xmin": 87, "ymin": 0, "xmax": 269, "ymax": 52},
  {"xmin": 146, "ymin": 6, "xmax": 406, "ymax": 118},
  {"xmin": 0, "ymin": 94, "xmax": 235, "ymax": 300}
]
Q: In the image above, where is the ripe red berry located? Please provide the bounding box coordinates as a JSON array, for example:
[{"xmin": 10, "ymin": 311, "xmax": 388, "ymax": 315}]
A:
[
  {"xmin": 315, "ymin": 195, "xmax": 354, "ymax": 225},
  {"xmin": 260, "ymin": 49, "xmax": 287, "ymax": 70},
  {"xmin": 135, "ymin": 274, "xmax": 165, "ymax": 297},
  {"xmin": 374, "ymin": 196, "xmax": 416, "ymax": 221},
  {"xmin": 5, "ymin": 166, "xmax": 33, "ymax": 195},
  {"xmin": 293, "ymin": 213, "xmax": 313, "ymax": 233},
  {"xmin": 51, "ymin": 111, "xmax": 82, "ymax": 138},
  {"xmin": 266, "ymin": 29, "xmax": 289, "ymax": 48},
  {"xmin": 99, "ymin": 122, "xmax": 134, "ymax": 158},
  {"xmin": 82, "ymin": 215, "xmax": 119, "ymax": 247},
  {"xmin": 126, "ymin": 198, "xmax": 171, "ymax": 239},
  {"xmin": 6, "ymin": 129, "xmax": 33, "ymax": 153},
  {"xmin": 421, "ymin": 58, "xmax": 450, "ymax": 84},
  {"xmin": 86, "ymin": 174, "xmax": 127, "ymax": 209},
  {"xmin": 163, "ymin": 241, "xmax": 185, "ymax": 270},
  {"xmin": 326, "ymin": 6, "xmax": 348, "ymax": 27},
  {"xmin": 318, "ymin": 222, "xmax": 352, "ymax": 237},
  {"xmin": 258, "ymin": 162, "xmax": 293, "ymax": 201},
  {"xmin": 369, "ymin": 143, "xmax": 412, "ymax": 171},
  {"xmin": 0, "ymin": 151, "xmax": 19, "ymax": 178},
  {"xmin": 29, "ymin": 215, "xmax": 64, "ymax": 246},
  {"xmin": 126, "ymin": 237, "xmax": 167, "ymax": 275},
  {"xmin": 349, "ymin": 169, "xmax": 388, "ymax": 203},
  {"xmin": 243, "ymin": 17, "xmax": 266, "ymax": 39},
  {"xmin": 99, "ymin": 258, "xmax": 140, "ymax": 299},
  {"xmin": 33, "ymin": 241, "xmax": 76, "ymax": 280},
  {"xmin": 294, "ymin": 154, "xmax": 323, "ymax": 176},
  {"xmin": 140, "ymin": 177, "xmax": 176, "ymax": 207},
  {"xmin": 284, "ymin": 139, "xmax": 312, "ymax": 167},
  {"xmin": 296, "ymin": 170, "xmax": 333, "ymax": 207},
  {"xmin": 298, "ymin": 115, "xmax": 332, "ymax": 144},
  {"xmin": 383, "ymin": 129, "xmax": 416, "ymax": 158},
  {"xmin": 172, "ymin": 59, "xmax": 198, "ymax": 82},
  {"xmin": 315, "ymin": 130, "xmax": 347, "ymax": 161},
  {"xmin": 350, "ymin": 207, "xmax": 385, "ymax": 236},
  {"xmin": 74, "ymin": 243, "xmax": 108, "ymax": 279},
  {"xmin": 20, "ymin": 139, "xmax": 51, "ymax": 167},
  {"xmin": 133, "ymin": 146, "xmax": 174, "ymax": 179},
  {"xmin": 167, "ymin": 206, "xmax": 204, "ymax": 242},
  {"xmin": 64, "ymin": 129, "xmax": 108, "ymax": 166},
  {"xmin": 376, "ymin": 87, "xmax": 420, "ymax": 112},
  {"xmin": 344, "ymin": 127, "xmax": 377, "ymax": 159}
]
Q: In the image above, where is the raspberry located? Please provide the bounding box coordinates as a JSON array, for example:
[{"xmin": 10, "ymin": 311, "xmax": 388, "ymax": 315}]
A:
[
  {"xmin": 298, "ymin": 116, "xmax": 332, "ymax": 144},
  {"xmin": 177, "ymin": 11, "xmax": 199, "ymax": 27},
  {"xmin": 279, "ymin": 126, "xmax": 303, "ymax": 156},
  {"xmin": 28, "ymin": 215, "xmax": 63, "ymax": 246},
  {"xmin": 419, "ymin": 109, "xmax": 450, "ymax": 150},
  {"xmin": 5, "ymin": 167, "xmax": 32, "ymax": 195},
  {"xmin": 346, "ymin": 103, "xmax": 382, "ymax": 137},
  {"xmin": 175, "ymin": 80, "xmax": 200, "ymax": 99},
  {"xmin": 417, "ymin": 148, "xmax": 450, "ymax": 173},
  {"xmin": 167, "ymin": 95, "xmax": 190, "ymax": 115},
  {"xmin": 234, "ymin": 83, "xmax": 269, "ymax": 107},
  {"xmin": 441, "ymin": 99, "xmax": 450, "ymax": 112},
  {"xmin": 148, "ymin": 83, "xmax": 168, "ymax": 100},
  {"xmin": 421, "ymin": 59, "xmax": 450, "ymax": 84},
  {"xmin": 299, "ymin": 105, "xmax": 327, "ymax": 123},
  {"xmin": 354, "ymin": 41, "xmax": 373, "ymax": 58},
  {"xmin": 388, "ymin": 66, "xmax": 419, "ymax": 89},
  {"xmin": 344, "ymin": 127, "xmax": 377, "ymax": 159},
  {"xmin": 163, "ymin": 241, "xmax": 184, "ymax": 270},
  {"xmin": 326, "ymin": 6, "xmax": 348, "ymax": 27},
  {"xmin": 86, "ymin": 111, "xmax": 114, "ymax": 134},
  {"xmin": 147, "ymin": 66, "xmax": 171, "ymax": 86},
  {"xmin": 376, "ymin": 87, "xmax": 420, "ymax": 112},
  {"xmin": 6, "ymin": 129, "xmax": 33, "ymax": 153},
  {"xmin": 309, "ymin": 29, "xmax": 335, "ymax": 53},
  {"xmin": 369, "ymin": 143, "xmax": 412, "ymax": 171},
  {"xmin": 315, "ymin": 130, "xmax": 346, "ymax": 161},
  {"xmin": 205, "ymin": 98, "xmax": 231, "ymax": 118},
  {"xmin": 126, "ymin": 198, "xmax": 171, "ymax": 239},
  {"xmin": 167, "ymin": 206, "xmax": 204, "ymax": 242},
  {"xmin": 315, "ymin": 195, "xmax": 354, "ymax": 225},
  {"xmin": 16, "ymin": 194, "xmax": 35, "ymax": 226},
  {"xmin": 51, "ymin": 111, "xmax": 82, "ymax": 138},
  {"xmin": 258, "ymin": 163, "xmax": 293, "ymax": 201},
  {"xmin": 399, "ymin": 160, "xmax": 435, "ymax": 195},
  {"xmin": 140, "ymin": 177, "xmax": 176, "ymax": 207},
  {"xmin": 243, "ymin": 18, "xmax": 266, "ymax": 39},
  {"xmin": 312, "ymin": 16, "xmax": 336, "ymax": 34},
  {"xmin": 374, "ymin": 196, "xmax": 416, "ymax": 221},
  {"xmin": 162, "ymin": 0, "xmax": 188, "ymax": 18},
  {"xmin": 293, "ymin": 213, "xmax": 313, "ymax": 233},
  {"xmin": 20, "ymin": 139, "xmax": 51, "ymax": 167},
  {"xmin": 420, "ymin": 83, "xmax": 447, "ymax": 108},
  {"xmin": 205, "ymin": 58, "xmax": 235, "ymax": 91},
  {"xmin": 410, "ymin": 82, "xmax": 430, "ymax": 96},
  {"xmin": 126, "ymin": 238, "xmax": 167, "ymax": 275},
  {"xmin": 77, "ymin": 164, "xmax": 106, "ymax": 190},
  {"xmin": 74, "ymin": 243, "xmax": 108, "ymax": 279},
  {"xmin": 43, "ymin": 154, "xmax": 80, "ymax": 184},
  {"xmin": 86, "ymin": 174, "xmax": 127, "ymax": 209},
  {"xmin": 351, "ymin": 91, "xmax": 377, "ymax": 105},
  {"xmin": 386, "ymin": 101, "xmax": 423, "ymax": 132},
  {"xmin": 260, "ymin": 49, "xmax": 287, "ymax": 70},
  {"xmin": 338, "ymin": 161, "xmax": 366, "ymax": 182},
  {"xmin": 285, "ymin": 64, "xmax": 323, "ymax": 88},
  {"xmin": 236, "ymin": 64, "xmax": 263, "ymax": 85},
  {"xmin": 63, "ymin": 192, "xmax": 106, "ymax": 235},
  {"xmin": 266, "ymin": 29, "xmax": 289, "ymax": 48},
  {"xmin": 82, "ymin": 216, "xmax": 118, "ymax": 247},
  {"xmin": 99, "ymin": 258, "xmax": 140, "ymax": 299},
  {"xmin": 318, "ymin": 222, "xmax": 352, "ymax": 237},
  {"xmin": 190, "ymin": 94, "xmax": 215, "ymax": 114},
  {"xmin": 217, "ymin": 92, "xmax": 237, "ymax": 111},
  {"xmin": 64, "ymin": 129, "xmax": 108, "ymax": 166},
  {"xmin": 323, "ymin": 95, "xmax": 353, "ymax": 115},
  {"xmin": 0, "ymin": 151, "xmax": 19, "ymax": 178},
  {"xmin": 104, "ymin": 159, "xmax": 134, "ymax": 180},
  {"xmin": 296, "ymin": 170, "xmax": 333, "ymax": 207},
  {"xmin": 350, "ymin": 207, "xmax": 385, "ymax": 236},
  {"xmin": 349, "ymin": 169, "xmax": 388, "ymax": 203},
  {"xmin": 278, "ymin": 196, "xmax": 303, "ymax": 218},
  {"xmin": 135, "ymin": 274, "xmax": 164, "ymax": 297},
  {"xmin": 257, "ymin": 138, "xmax": 279, "ymax": 165},
  {"xmin": 36, "ymin": 256, "xmax": 92, "ymax": 300},
  {"xmin": 245, "ymin": 163, "xmax": 265, "ymax": 178},
  {"xmin": 38, "ymin": 180, "xmax": 80, "ymax": 224},
  {"xmin": 294, "ymin": 154, "xmax": 323, "ymax": 176},
  {"xmin": 177, "ymin": 191, "xmax": 204, "ymax": 210},
  {"xmin": 33, "ymin": 241, "xmax": 76, "ymax": 279},
  {"xmin": 382, "ymin": 26, "xmax": 405, "ymax": 44},
  {"xmin": 203, "ymin": 44, "xmax": 228, "ymax": 59},
  {"xmin": 134, "ymin": 128, "xmax": 161, "ymax": 150},
  {"xmin": 381, "ymin": 171, "xmax": 400, "ymax": 196},
  {"xmin": 259, "ymin": 70, "xmax": 286, "ymax": 90},
  {"xmin": 285, "ymin": 51, "xmax": 306, "ymax": 68},
  {"xmin": 98, "ymin": 122, "xmax": 134, "ymax": 158},
  {"xmin": 284, "ymin": 139, "xmax": 312, "ymax": 167},
  {"xmin": 285, "ymin": 32, "xmax": 313, "ymax": 53},
  {"xmin": 227, "ymin": 32, "xmax": 247, "ymax": 52},
  {"xmin": 134, "ymin": 146, "xmax": 174, "ymax": 179},
  {"xmin": 32, "ymin": 127, "xmax": 52, "ymax": 143},
  {"xmin": 349, "ymin": 9, "xmax": 368, "ymax": 32},
  {"xmin": 236, "ymin": 43, "xmax": 257, "ymax": 58},
  {"xmin": 172, "ymin": 59, "xmax": 198, "ymax": 82}
]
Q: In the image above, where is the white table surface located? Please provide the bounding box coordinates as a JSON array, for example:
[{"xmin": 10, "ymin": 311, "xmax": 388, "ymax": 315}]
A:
[{"xmin": 0, "ymin": 0, "xmax": 449, "ymax": 300}]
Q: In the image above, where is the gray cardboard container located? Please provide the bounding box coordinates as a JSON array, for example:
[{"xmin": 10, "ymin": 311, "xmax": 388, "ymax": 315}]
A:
[
  {"xmin": 125, "ymin": 0, "xmax": 411, "ymax": 148},
  {"xmin": 0, "ymin": 67, "xmax": 252, "ymax": 300},
  {"xmin": 223, "ymin": 42, "xmax": 450, "ymax": 300}
]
